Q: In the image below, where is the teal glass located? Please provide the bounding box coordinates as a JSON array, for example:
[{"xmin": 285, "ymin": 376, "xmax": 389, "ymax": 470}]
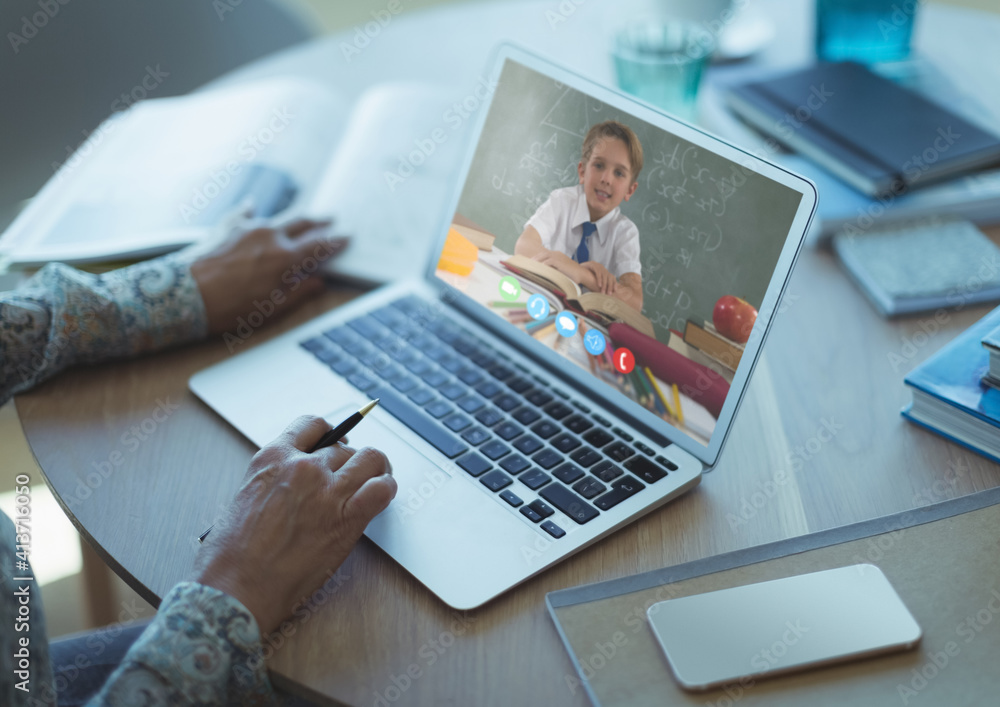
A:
[
  {"xmin": 816, "ymin": 0, "xmax": 919, "ymax": 63},
  {"xmin": 612, "ymin": 22, "xmax": 715, "ymax": 121}
]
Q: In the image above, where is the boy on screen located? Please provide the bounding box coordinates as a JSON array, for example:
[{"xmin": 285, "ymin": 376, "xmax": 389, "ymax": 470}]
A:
[{"xmin": 514, "ymin": 120, "xmax": 644, "ymax": 311}]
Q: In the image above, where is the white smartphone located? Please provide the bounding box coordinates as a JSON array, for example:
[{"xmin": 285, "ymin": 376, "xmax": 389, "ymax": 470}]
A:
[{"xmin": 646, "ymin": 564, "xmax": 922, "ymax": 691}]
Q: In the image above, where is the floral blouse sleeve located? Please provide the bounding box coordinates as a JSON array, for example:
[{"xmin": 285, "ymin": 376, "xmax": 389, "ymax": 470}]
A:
[
  {"xmin": 0, "ymin": 255, "xmax": 207, "ymax": 406},
  {"xmin": 87, "ymin": 582, "xmax": 276, "ymax": 706}
]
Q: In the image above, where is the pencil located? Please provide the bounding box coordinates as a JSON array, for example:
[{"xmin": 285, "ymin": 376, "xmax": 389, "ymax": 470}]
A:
[
  {"xmin": 672, "ymin": 384, "xmax": 685, "ymax": 425},
  {"xmin": 638, "ymin": 367, "xmax": 665, "ymax": 415},
  {"xmin": 197, "ymin": 399, "xmax": 380, "ymax": 542},
  {"xmin": 531, "ymin": 322, "xmax": 557, "ymax": 339},
  {"xmin": 646, "ymin": 366, "xmax": 675, "ymax": 419},
  {"xmin": 490, "ymin": 300, "xmax": 528, "ymax": 308}
]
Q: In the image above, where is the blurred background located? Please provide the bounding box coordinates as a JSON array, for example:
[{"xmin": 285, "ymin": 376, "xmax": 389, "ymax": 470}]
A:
[{"xmin": 1, "ymin": 0, "xmax": 997, "ymax": 640}]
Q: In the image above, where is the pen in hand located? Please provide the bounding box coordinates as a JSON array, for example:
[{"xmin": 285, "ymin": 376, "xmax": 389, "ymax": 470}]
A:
[{"xmin": 197, "ymin": 398, "xmax": 380, "ymax": 542}]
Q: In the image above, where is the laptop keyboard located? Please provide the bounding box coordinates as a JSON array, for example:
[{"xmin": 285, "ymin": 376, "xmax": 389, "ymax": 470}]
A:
[{"xmin": 299, "ymin": 295, "xmax": 677, "ymax": 539}]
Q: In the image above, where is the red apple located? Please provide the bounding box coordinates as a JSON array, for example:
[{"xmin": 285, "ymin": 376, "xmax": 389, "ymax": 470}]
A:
[{"xmin": 713, "ymin": 295, "xmax": 757, "ymax": 344}]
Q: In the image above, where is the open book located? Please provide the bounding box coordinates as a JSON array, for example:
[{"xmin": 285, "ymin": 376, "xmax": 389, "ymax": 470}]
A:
[
  {"xmin": 0, "ymin": 78, "xmax": 458, "ymax": 286},
  {"xmin": 501, "ymin": 254, "xmax": 655, "ymax": 338}
]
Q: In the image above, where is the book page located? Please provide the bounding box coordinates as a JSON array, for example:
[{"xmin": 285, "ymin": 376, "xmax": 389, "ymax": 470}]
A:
[{"xmin": 1, "ymin": 78, "xmax": 347, "ymax": 265}]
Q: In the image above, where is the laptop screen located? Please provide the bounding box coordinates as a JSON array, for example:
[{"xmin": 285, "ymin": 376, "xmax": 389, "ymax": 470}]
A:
[{"xmin": 433, "ymin": 55, "xmax": 806, "ymax": 452}]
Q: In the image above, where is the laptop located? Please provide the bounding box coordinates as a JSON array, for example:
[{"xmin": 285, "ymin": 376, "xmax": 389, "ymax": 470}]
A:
[{"xmin": 189, "ymin": 44, "xmax": 817, "ymax": 610}]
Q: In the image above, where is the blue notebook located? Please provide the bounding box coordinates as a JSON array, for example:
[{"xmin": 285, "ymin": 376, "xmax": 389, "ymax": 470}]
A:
[
  {"xmin": 832, "ymin": 218, "xmax": 1000, "ymax": 317},
  {"xmin": 903, "ymin": 305, "xmax": 1000, "ymax": 462}
]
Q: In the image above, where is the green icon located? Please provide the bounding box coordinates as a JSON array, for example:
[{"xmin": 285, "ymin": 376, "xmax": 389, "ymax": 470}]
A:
[{"xmin": 499, "ymin": 276, "xmax": 521, "ymax": 301}]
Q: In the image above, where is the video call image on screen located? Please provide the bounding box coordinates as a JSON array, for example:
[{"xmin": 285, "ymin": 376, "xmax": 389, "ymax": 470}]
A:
[{"xmin": 435, "ymin": 59, "xmax": 802, "ymax": 447}]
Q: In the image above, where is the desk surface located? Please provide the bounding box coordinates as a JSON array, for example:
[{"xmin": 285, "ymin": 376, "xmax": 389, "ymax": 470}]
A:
[{"xmin": 17, "ymin": 1, "xmax": 1000, "ymax": 706}]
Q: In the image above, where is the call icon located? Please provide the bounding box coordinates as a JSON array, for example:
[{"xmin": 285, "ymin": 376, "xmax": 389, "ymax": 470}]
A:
[{"xmin": 527, "ymin": 294, "xmax": 549, "ymax": 320}]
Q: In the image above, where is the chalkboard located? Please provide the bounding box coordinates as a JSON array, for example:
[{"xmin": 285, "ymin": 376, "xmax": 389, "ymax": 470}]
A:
[{"xmin": 455, "ymin": 60, "xmax": 803, "ymax": 342}]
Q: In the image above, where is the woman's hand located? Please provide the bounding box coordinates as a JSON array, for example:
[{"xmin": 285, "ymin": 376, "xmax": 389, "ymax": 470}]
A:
[
  {"xmin": 193, "ymin": 416, "xmax": 397, "ymax": 635},
  {"xmin": 190, "ymin": 217, "xmax": 348, "ymax": 335}
]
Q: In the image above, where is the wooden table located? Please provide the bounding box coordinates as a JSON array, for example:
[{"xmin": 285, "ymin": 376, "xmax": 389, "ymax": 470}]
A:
[{"xmin": 17, "ymin": 1, "xmax": 1000, "ymax": 705}]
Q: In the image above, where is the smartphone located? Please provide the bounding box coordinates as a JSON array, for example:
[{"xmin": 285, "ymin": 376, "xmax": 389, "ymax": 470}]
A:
[{"xmin": 646, "ymin": 564, "xmax": 922, "ymax": 691}]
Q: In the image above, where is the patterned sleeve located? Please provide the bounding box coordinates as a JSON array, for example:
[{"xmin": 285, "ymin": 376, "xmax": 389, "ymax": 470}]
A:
[
  {"xmin": 87, "ymin": 582, "xmax": 275, "ymax": 706},
  {"xmin": 0, "ymin": 254, "xmax": 208, "ymax": 406}
]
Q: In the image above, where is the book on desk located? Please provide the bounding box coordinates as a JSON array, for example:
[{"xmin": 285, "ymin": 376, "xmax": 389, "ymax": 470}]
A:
[
  {"xmin": 725, "ymin": 61, "xmax": 1000, "ymax": 199},
  {"xmin": 902, "ymin": 305, "xmax": 1000, "ymax": 462}
]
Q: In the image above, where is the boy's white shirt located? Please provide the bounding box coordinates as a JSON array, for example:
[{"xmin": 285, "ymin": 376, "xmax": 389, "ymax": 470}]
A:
[{"xmin": 525, "ymin": 184, "xmax": 642, "ymax": 279}]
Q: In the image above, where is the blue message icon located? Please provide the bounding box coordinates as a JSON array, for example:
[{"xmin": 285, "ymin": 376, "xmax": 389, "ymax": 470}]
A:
[
  {"xmin": 555, "ymin": 312, "xmax": 578, "ymax": 337},
  {"xmin": 527, "ymin": 294, "xmax": 549, "ymax": 320},
  {"xmin": 584, "ymin": 329, "xmax": 606, "ymax": 356}
]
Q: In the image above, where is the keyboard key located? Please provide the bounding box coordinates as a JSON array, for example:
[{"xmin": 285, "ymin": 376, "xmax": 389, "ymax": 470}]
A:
[
  {"xmin": 506, "ymin": 376, "xmax": 534, "ymax": 393},
  {"xmin": 550, "ymin": 433, "xmax": 581, "ymax": 453},
  {"xmin": 541, "ymin": 520, "xmax": 566, "ymax": 539},
  {"xmin": 544, "ymin": 401, "xmax": 573, "ymax": 420},
  {"xmin": 539, "ymin": 484, "xmax": 599, "ymax": 524},
  {"xmin": 331, "ymin": 359, "xmax": 358, "ymax": 376},
  {"xmin": 461, "ymin": 426, "xmax": 491, "ymax": 446},
  {"xmin": 573, "ymin": 477, "xmax": 607, "ymax": 499},
  {"xmin": 611, "ymin": 427, "xmax": 634, "ymax": 442},
  {"xmin": 494, "ymin": 394, "xmax": 521, "ymax": 412},
  {"xmin": 572, "ymin": 401, "xmax": 590, "ymax": 413},
  {"xmin": 563, "ymin": 415, "xmax": 594, "ymax": 434},
  {"xmin": 480, "ymin": 470, "xmax": 513, "ymax": 492},
  {"xmin": 489, "ymin": 364, "xmax": 515, "ymax": 381},
  {"xmin": 520, "ymin": 469, "xmax": 551, "ymax": 490},
  {"xmin": 635, "ymin": 441, "xmax": 655, "ymax": 456},
  {"xmin": 391, "ymin": 375, "xmax": 419, "ymax": 393},
  {"xmin": 583, "ymin": 428, "xmax": 614, "ymax": 448},
  {"xmin": 425, "ymin": 401, "xmax": 453, "ymax": 419},
  {"xmin": 591, "ymin": 460, "xmax": 623, "ymax": 483},
  {"xmin": 552, "ymin": 462, "xmax": 585, "ymax": 484},
  {"xmin": 513, "ymin": 435, "xmax": 543, "ymax": 455},
  {"xmin": 457, "ymin": 367, "xmax": 484, "ymax": 386},
  {"xmin": 494, "ymin": 421, "xmax": 523, "ymax": 441},
  {"xmin": 532, "ymin": 449, "xmax": 563, "ymax": 469},
  {"xmin": 480, "ymin": 440, "xmax": 511, "ymax": 460},
  {"xmin": 570, "ymin": 447, "xmax": 602, "ymax": 468},
  {"xmin": 440, "ymin": 382, "xmax": 467, "ymax": 400},
  {"xmin": 300, "ymin": 337, "xmax": 330, "ymax": 353},
  {"xmin": 500, "ymin": 490, "xmax": 523, "ymax": 507},
  {"xmin": 593, "ymin": 476, "xmax": 645, "ymax": 510},
  {"xmin": 525, "ymin": 390, "xmax": 554, "ymax": 407},
  {"xmin": 441, "ymin": 356, "xmax": 466, "ymax": 373},
  {"xmin": 512, "ymin": 407, "xmax": 541, "ymax": 425},
  {"xmin": 476, "ymin": 381, "xmax": 503, "ymax": 398},
  {"xmin": 604, "ymin": 441, "xmax": 636, "ymax": 462},
  {"xmin": 422, "ymin": 371, "xmax": 449, "ymax": 387},
  {"xmin": 470, "ymin": 351, "xmax": 496, "ymax": 368},
  {"xmin": 457, "ymin": 452, "xmax": 491, "ymax": 477},
  {"xmin": 624, "ymin": 455, "xmax": 669, "ymax": 483},
  {"xmin": 443, "ymin": 414, "xmax": 472, "ymax": 432},
  {"xmin": 347, "ymin": 315, "xmax": 385, "ymax": 340},
  {"xmin": 592, "ymin": 414, "xmax": 611, "ymax": 427},
  {"xmin": 656, "ymin": 455, "xmax": 679, "ymax": 471},
  {"xmin": 519, "ymin": 506, "xmax": 543, "ymax": 523},
  {"xmin": 405, "ymin": 359, "xmax": 432, "ymax": 376},
  {"xmin": 474, "ymin": 407, "xmax": 504, "ymax": 427},
  {"xmin": 530, "ymin": 420, "xmax": 560, "ymax": 439},
  {"xmin": 407, "ymin": 388, "xmax": 435, "ymax": 406},
  {"xmin": 372, "ymin": 386, "xmax": 467, "ymax": 459},
  {"xmin": 499, "ymin": 454, "xmax": 531, "ymax": 475},
  {"xmin": 348, "ymin": 373, "xmax": 377, "ymax": 391},
  {"xmin": 527, "ymin": 499, "xmax": 555, "ymax": 519},
  {"xmin": 457, "ymin": 395, "xmax": 486, "ymax": 414}
]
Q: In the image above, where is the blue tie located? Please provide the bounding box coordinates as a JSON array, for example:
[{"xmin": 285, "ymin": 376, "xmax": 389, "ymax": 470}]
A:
[{"xmin": 575, "ymin": 222, "xmax": 597, "ymax": 263}]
